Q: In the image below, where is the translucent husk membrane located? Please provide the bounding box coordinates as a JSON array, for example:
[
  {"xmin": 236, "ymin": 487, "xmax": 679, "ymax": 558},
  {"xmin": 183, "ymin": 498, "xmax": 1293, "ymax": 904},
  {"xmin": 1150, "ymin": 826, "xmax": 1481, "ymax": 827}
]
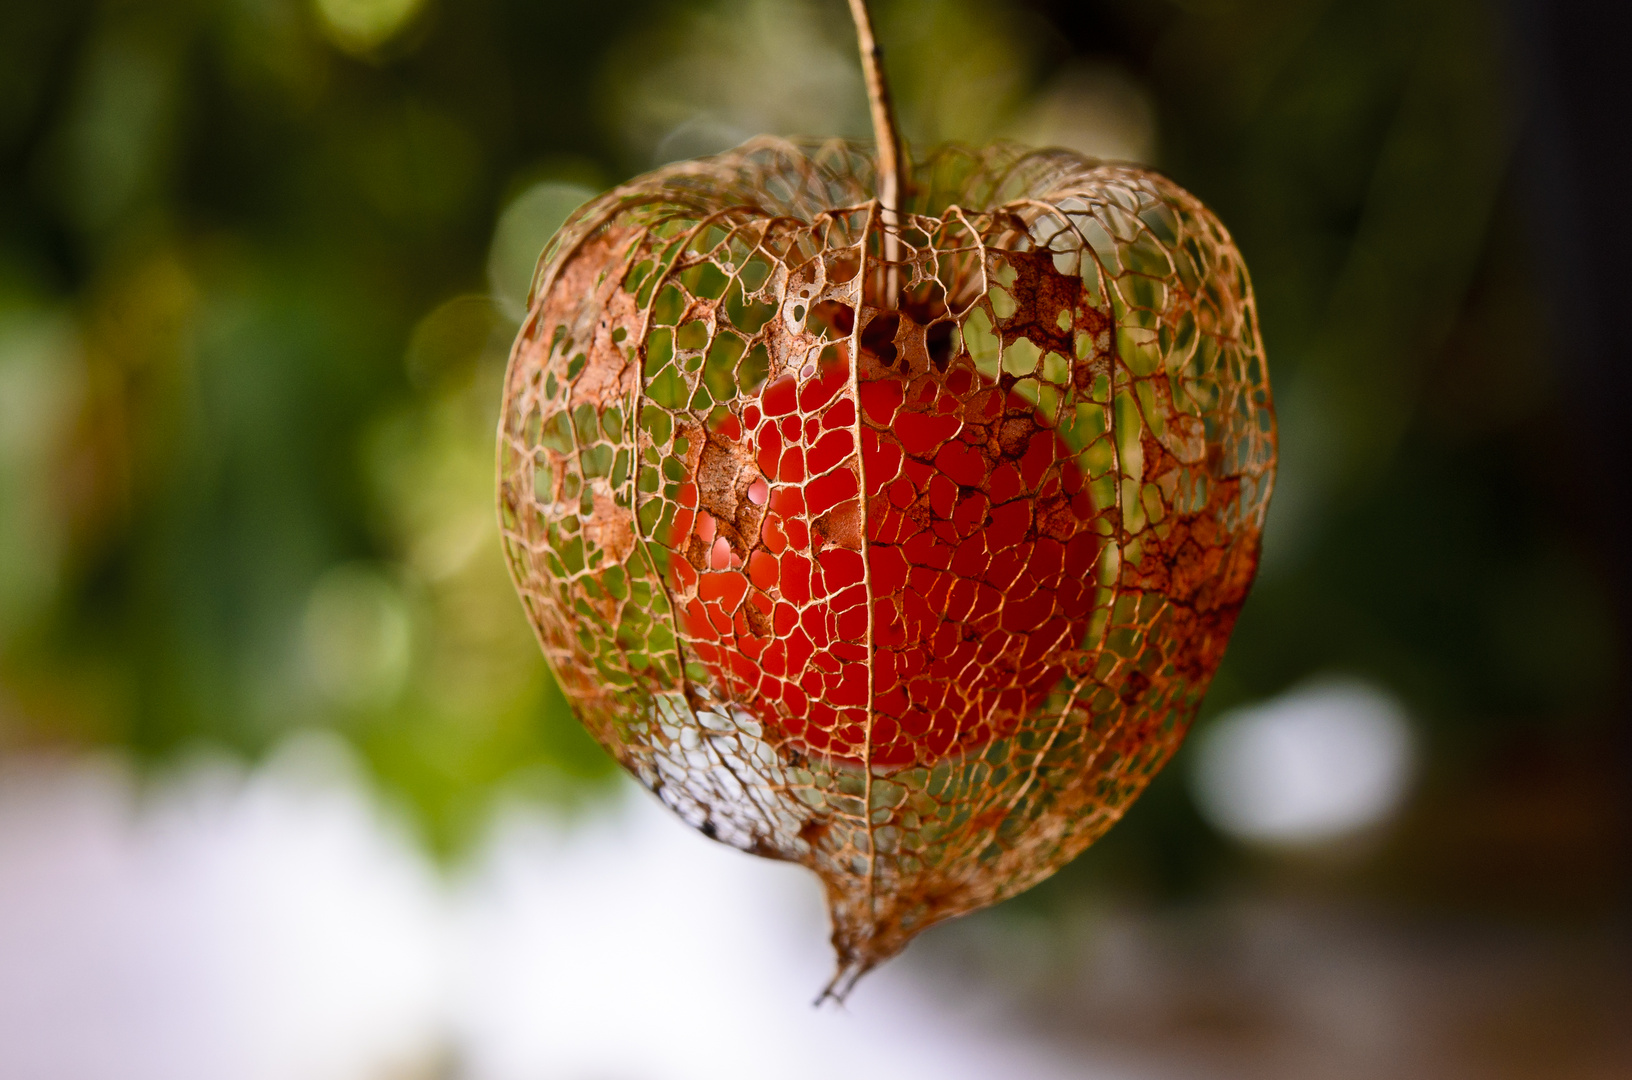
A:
[{"xmin": 497, "ymin": 138, "xmax": 1275, "ymax": 997}]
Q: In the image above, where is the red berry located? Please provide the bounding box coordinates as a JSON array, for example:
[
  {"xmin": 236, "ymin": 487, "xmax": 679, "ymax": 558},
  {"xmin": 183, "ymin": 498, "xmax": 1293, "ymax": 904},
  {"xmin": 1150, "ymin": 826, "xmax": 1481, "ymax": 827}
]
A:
[{"xmin": 680, "ymin": 339, "xmax": 1095, "ymax": 771}]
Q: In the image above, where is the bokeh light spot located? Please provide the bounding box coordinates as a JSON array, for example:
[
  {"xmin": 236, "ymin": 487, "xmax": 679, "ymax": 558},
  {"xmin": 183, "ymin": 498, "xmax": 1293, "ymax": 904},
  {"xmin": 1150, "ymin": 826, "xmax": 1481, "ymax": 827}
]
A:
[
  {"xmin": 1190, "ymin": 678, "xmax": 1417, "ymax": 846},
  {"xmin": 487, "ymin": 182, "xmax": 597, "ymax": 321},
  {"xmin": 301, "ymin": 564, "xmax": 412, "ymax": 709},
  {"xmin": 312, "ymin": 0, "xmax": 427, "ymax": 55}
]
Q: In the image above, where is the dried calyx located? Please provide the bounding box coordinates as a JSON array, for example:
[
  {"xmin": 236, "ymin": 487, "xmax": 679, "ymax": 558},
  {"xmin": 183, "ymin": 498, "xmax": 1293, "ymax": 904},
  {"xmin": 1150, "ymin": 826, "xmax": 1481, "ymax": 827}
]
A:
[{"xmin": 497, "ymin": 0, "xmax": 1275, "ymax": 1001}]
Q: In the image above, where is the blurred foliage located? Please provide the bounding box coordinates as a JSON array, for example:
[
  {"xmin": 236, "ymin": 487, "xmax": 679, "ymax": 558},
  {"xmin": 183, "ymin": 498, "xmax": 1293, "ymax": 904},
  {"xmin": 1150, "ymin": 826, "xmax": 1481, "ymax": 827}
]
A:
[{"xmin": 0, "ymin": 0, "xmax": 1622, "ymax": 899}]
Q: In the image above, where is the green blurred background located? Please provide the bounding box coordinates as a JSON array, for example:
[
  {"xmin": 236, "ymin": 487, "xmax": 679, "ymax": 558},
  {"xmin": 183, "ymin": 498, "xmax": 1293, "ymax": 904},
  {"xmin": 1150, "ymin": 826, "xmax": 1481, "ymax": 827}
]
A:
[{"xmin": 1, "ymin": 0, "xmax": 1626, "ymax": 923}]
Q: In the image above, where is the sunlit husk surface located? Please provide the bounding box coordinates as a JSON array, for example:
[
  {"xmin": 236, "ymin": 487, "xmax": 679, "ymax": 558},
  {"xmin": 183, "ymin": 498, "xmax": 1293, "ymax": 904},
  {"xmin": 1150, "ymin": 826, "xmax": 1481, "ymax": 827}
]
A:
[{"xmin": 498, "ymin": 138, "xmax": 1275, "ymax": 989}]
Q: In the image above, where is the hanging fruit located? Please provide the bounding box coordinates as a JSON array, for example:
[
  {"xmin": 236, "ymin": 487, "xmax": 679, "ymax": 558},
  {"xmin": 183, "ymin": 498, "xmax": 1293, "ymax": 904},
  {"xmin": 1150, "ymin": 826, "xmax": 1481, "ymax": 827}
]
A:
[{"xmin": 497, "ymin": 0, "xmax": 1275, "ymax": 998}]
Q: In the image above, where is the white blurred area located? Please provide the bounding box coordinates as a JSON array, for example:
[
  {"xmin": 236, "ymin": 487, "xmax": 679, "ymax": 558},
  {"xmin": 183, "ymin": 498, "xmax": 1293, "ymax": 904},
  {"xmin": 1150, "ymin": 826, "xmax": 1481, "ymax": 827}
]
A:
[
  {"xmin": 0, "ymin": 740, "xmax": 445, "ymax": 1080},
  {"xmin": 0, "ymin": 734, "xmax": 1153, "ymax": 1080},
  {"xmin": 1189, "ymin": 678, "xmax": 1417, "ymax": 846},
  {"xmin": 2, "ymin": 729, "xmax": 1623, "ymax": 1080}
]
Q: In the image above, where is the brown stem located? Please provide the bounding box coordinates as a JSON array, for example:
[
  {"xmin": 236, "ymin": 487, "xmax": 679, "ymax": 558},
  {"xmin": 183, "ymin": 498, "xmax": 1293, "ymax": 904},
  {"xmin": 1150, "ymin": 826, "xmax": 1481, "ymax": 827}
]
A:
[
  {"xmin": 846, "ymin": 0, "xmax": 906, "ymax": 218},
  {"xmin": 846, "ymin": 0, "xmax": 906, "ymax": 307}
]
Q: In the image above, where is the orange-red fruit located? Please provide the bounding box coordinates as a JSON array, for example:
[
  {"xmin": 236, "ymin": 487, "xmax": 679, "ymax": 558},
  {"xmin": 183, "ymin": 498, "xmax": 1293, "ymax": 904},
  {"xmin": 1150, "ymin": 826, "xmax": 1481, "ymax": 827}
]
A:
[{"xmin": 682, "ymin": 348, "xmax": 1093, "ymax": 771}]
